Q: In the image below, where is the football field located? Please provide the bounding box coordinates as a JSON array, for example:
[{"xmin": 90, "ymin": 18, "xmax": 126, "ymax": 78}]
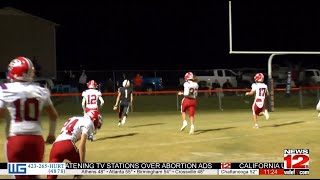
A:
[{"xmin": 0, "ymin": 105, "xmax": 319, "ymax": 179}]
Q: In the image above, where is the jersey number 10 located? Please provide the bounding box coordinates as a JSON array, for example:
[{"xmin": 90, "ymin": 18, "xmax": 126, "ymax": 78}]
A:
[{"xmin": 13, "ymin": 98, "xmax": 39, "ymax": 122}]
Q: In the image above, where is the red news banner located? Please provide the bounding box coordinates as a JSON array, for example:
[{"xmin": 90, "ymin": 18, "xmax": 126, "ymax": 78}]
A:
[{"xmin": 220, "ymin": 162, "xmax": 284, "ymax": 175}]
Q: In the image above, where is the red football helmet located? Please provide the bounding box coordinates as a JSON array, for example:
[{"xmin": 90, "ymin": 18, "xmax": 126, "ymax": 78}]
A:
[
  {"xmin": 7, "ymin": 56, "xmax": 35, "ymax": 82},
  {"xmin": 184, "ymin": 72, "xmax": 194, "ymax": 81},
  {"xmin": 254, "ymin": 73, "xmax": 264, "ymax": 83},
  {"xmin": 87, "ymin": 80, "xmax": 97, "ymax": 89},
  {"xmin": 86, "ymin": 110, "xmax": 103, "ymax": 129}
]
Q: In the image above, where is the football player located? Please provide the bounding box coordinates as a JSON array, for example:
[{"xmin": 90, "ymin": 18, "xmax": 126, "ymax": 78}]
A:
[
  {"xmin": 82, "ymin": 80, "xmax": 104, "ymax": 113},
  {"xmin": 47, "ymin": 110, "xmax": 102, "ymax": 179},
  {"xmin": 81, "ymin": 80, "xmax": 104, "ymax": 140},
  {"xmin": 245, "ymin": 73, "xmax": 270, "ymax": 128},
  {"xmin": 0, "ymin": 56, "xmax": 58, "ymax": 179},
  {"xmin": 113, "ymin": 79, "xmax": 133, "ymax": 126},
  {"xmin": 178, "ymin": 72, "xmax": 199, "ymax": 135}
]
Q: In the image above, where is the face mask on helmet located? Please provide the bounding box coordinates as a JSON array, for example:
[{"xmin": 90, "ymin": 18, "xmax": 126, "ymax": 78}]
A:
[{"xmin": 7, "ymin": 57, "xmax": 35, "ymax": 82}]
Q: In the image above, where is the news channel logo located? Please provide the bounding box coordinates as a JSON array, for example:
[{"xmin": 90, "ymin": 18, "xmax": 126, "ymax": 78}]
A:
[{"xmin": 8, "ymin": 163, "xmax": 27, "ymax": 174}]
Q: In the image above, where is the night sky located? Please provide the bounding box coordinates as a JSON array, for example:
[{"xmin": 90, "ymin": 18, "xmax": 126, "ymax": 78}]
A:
[{"xmin": 2, "ymin": 0, "xmax": 320, "ymax": 70}]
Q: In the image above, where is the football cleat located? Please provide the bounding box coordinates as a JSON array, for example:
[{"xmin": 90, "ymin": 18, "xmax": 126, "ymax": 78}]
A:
[
  {"xmin": 189, "ymin": 125, "xmax": 195, "ymax": 135},
  {"xmin": 253, "ymin": 124, "xmax": 259, "ymax": 129},
  {"xmin": 180, "ymin": 120, "xmax": 188, "ymax": 131},
  {"xmin": 264, "ymin": 110, "xmax": 269, "ymax": 120},
  {"xmin": 121, "ymin": 116, "xmax": 126, "ymax": 125},
  {"xmin": 118, "ymin": 120, "xmax": 121, "ymax": 127}
]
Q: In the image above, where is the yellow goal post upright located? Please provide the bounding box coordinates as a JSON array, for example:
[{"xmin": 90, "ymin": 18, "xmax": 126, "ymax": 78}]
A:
[{"xmin": 228, "ymin": 1, "xmax": 320, "ymax": 111}]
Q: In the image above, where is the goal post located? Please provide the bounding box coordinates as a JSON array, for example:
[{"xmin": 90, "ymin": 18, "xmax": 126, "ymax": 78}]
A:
[{"xmin": 228, "ymin": 1, "xmax": 320, "ymax": 111}]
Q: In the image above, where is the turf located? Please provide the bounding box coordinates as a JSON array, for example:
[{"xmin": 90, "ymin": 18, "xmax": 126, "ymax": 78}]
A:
[{"xmin": 0, "ymin": 97, "xmax": 319, "ymax": 179}]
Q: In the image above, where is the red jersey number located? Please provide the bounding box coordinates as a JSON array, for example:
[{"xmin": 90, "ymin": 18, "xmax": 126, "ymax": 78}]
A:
[
  {"xmin": 87, "ymin": 94, "xmax": 97, "ymax": 104},
  {"xmin": 13, "ymin": 98, "xmax": 39, "ymax": 122},
  {"xmin": 61, "ymin": 119, "xmax": 79, "ymax": 135}
]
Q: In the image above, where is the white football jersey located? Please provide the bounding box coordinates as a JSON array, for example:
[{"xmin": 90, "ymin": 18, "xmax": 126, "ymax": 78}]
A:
[
  {"xmin": 55, "ymin": 116, "xmax": 95, "ymax": 144},
  {"xmin": 0, "ymin": 82, "xmax": 52, "ymax": 136},
  {"xmin": 82, "ymin": 89, "xmax": 102, "ymax": 109},
  {"xmin": 183, "ymin": 81, "xmax": 199, "ymax": 99},
  {"xmin": 251, "ymin": 82, "xmax": 268, "ymax": 107}
]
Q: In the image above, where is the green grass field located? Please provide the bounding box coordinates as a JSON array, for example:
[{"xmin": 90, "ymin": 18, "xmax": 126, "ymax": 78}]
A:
[{"xmin": 0, "ymin": 94, "xmax": 319, "ymax": 179}]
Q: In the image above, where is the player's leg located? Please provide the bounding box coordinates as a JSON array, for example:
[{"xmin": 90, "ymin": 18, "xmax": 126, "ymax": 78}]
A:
[
  {"xmin": 263, "ymin": 109, "xmax": 269, "ymax": 120},
  {"xmin": 252, "ymin": 104, "xmax": 259, "ymax": 128},
  {"xmin": 47, "ymin": 141, "xmax": 65, "ymax": 179},
  {"xmin": 48, "ymin": 140, "xmax": 79, "ymax": 179},
  {"xmin": 316, "ymin": 100, "xmax": 320, "ymax": 117},
  {"xmin": 88, "ymin": 109, "xmax": 100, "ymax": 141},
  {"xmin": 6, "ymin": 135, "xmax": 45, "ymax": 179},
  {"xmin": 66, "ymin": 141, "xmax": 82, "ymax": 179},
  {"xmin": 180, "ymin": 98, "xmax": 188, "ymax": 131},
  {"xmin": 263, "ymin": 99, "xmax": 270, "ymax": 120},
  {"xmin": 118, "ymin": 104, "xmax": 125, "ymax": 126},
  {"xmin": 121, "ymin": 104, "xmax": 130, "ymax": 125},
  {"xmin": 189, "ymin": 106, "xmax": 195, "ymax": 134},
  {"xmin": 6, "ymin": 136, "xmax": 29, "ymax": 179}
]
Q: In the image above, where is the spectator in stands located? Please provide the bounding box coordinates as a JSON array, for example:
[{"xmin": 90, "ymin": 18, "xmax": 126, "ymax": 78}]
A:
[
  {"xmin": 222, "ymin": 79, "xmax": 232, "ymax": 89},
  {"xmin": 116, "ymin": 73, "xmax": 126, "ymax": 89},
  {"xmin": 63, "ymin": 70, "xmax": 69, "ymax": 85},
  {"xmin": 69, "ymin": 71, "xmax": 79, "ymax": 102},
  {"xmin": 212, "ymin": 79, "xmax": 221, "ymax": 89},
  {"xmin": 211, "ymin": 79, "xmax": 221, "ymax": 96},
  {"xmin": 291, "ymin": 65, "xmax": 299, "ymax": 86},
  {"xmin": 198, "ymin": 81, "xmax": 210, "ymax": 97},
  {"xmin": 107, "ymin": 78, "xmax": 114, "ymax": 92},
  {"xmin": 222, "ymin": 79, "xmax": 233, "ymax": 96},
  {"xmin": 298, "ymin": 67, "xmax": 306, "ymax": 87},
  {"xmin": 78, "ymin": 70, "xmax": 87, "ymax": 92},
  {"xmin": 133, "ymin": 73, "xmax": 143, "ymax": 92}
]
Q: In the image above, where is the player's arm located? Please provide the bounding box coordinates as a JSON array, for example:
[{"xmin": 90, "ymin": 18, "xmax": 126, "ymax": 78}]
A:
[
  {"xmin": 0, "ymin": 99, "xmax": 11, "ymax": 138},
  {"xmin": 130, "ymin": 91, "xmax": 133, "ymax": 105},
  {"xmin": 113, "ymin": 90, "xmax": 121, "ymax": 110},
  {"xmin": 99, "ymin": 96, "xmax": 104, "ymax": 107},
  {"xmin": 79, "ymin": 133, "xmax": 87, "ymax": 162},
  {"xmin": 0, "ymin": 108, "xmax": 6, "ymax": 121},
  {"xmin": 44, "ymin": 104, "xmax": 58, "ymax": 144},
  {"xmin": 178, "ymin": 83, "xmax": 187, "ymax": 95},
  {"xmin": 245, "ymin": 89, "xmax": 255, "ymax": 96},
  {"xmin": 99, "ymin": 92, "xmax": 104, "ymax": 107},
  {"xmin": 81, "ymin": 97, "xmax": 86, "ymax": 111},
  {"xmin": 42, "ymin": 90, "xmax": 58, "ymax": 144},
  {"xmin": 73, "ymin": 126, "xmax": 88, "ymax": 179},
  {"xmin": 266, "ymin": 88, "xmax": 270, "ymax": 96},
  {"xmin": 0, "ymin": 98, "xmax": 6, "ymax": 120},
  {"xmin": 245, "ymin": 84, "xmax": 256, "ymax": 96}
]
